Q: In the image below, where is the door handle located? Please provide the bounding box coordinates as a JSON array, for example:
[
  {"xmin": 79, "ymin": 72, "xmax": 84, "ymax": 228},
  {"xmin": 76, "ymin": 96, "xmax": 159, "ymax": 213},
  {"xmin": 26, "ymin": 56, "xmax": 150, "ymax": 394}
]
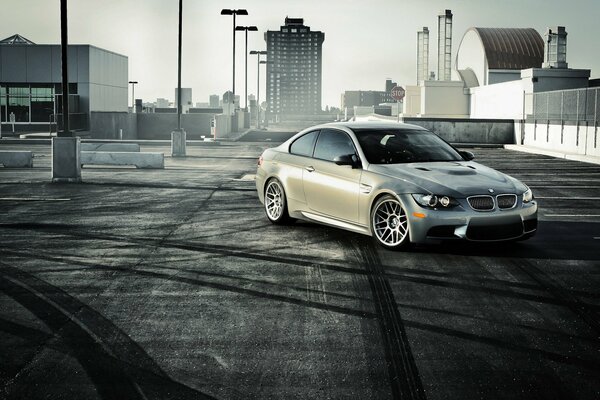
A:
[{"xmin": 305, "ymin": 166, "xmax": 315, "ymax": 172}]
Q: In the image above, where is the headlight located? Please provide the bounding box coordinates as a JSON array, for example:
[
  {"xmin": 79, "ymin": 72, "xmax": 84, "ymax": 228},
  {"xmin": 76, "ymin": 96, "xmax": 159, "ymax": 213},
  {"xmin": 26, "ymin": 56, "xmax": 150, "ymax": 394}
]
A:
[
  {"xmin": 523, "ymin": 188, "xmax": 533, "ymax": 203},
  {"xmin": 412, "ymin": 194, "xmax": 459, "ymax": 209}
]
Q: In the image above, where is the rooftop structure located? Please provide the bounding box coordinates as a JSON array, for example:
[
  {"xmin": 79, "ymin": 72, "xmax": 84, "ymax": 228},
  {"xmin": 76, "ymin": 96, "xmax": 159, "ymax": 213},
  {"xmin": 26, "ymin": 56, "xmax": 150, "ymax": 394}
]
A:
[{"xmin": 456, "ymin": 27, "xmax": 544, "ymax": 87}]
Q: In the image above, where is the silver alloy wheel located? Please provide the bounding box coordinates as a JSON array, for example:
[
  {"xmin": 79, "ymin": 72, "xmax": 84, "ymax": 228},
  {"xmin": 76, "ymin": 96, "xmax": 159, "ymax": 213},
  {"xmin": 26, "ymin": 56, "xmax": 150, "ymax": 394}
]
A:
[
  {"xmin": 265, "ymin": 180, "xmax": 285, "ymax": 221},
  {"xmin": 372, "ymin": 198, "xmax": 409, "ymax": 247}
]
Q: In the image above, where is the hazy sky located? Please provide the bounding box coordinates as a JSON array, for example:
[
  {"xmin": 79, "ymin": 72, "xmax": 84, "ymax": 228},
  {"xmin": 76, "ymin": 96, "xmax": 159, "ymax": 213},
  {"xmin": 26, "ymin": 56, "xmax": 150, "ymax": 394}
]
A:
[{"xmin": 3, "ymin": 0, "xmax": 599, "ymax": 108}]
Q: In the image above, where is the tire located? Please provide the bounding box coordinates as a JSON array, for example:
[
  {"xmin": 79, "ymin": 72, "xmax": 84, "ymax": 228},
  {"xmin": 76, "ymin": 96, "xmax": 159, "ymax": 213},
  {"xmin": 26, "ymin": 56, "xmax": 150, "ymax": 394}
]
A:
[
  {"xmin": 264, "ymin": 178, "xmax": 293, "ymax": 224},
  {"xmin": 371, "ymin": 195, "xmax": 410, "ymax": 250}
]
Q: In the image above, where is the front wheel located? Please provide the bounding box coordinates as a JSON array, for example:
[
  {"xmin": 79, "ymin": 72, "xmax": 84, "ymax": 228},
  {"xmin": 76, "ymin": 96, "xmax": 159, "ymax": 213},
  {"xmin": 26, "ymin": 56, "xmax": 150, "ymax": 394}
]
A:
[
  {"xmin": 264, "ymin": 178, "xmax": 293, "ymax": 224},
  {"xmin": 371, "ymin": 195, "xmax": 410, "ymax": 250}
]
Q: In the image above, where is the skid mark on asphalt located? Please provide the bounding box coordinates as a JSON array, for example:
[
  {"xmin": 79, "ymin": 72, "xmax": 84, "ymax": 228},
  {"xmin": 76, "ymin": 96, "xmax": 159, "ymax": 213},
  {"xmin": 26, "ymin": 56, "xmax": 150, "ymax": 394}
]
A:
[
  {"xmin": 305, "ymin": 265, "xmax": 340, "ymax": 324},
  {"xmin": 1, "ymin": 249, "xmax": 375, "ymax": 320},
  {"xmin": 509, "ymin": 259, "xmax": 600, "ymax": 335},
  {"xmin": 348, "ymin": 240, "xmax": 427, "ymax": 400},
  {"xmin": 0, "ymin": 262, "xmax": 217, "ymax": 400}
]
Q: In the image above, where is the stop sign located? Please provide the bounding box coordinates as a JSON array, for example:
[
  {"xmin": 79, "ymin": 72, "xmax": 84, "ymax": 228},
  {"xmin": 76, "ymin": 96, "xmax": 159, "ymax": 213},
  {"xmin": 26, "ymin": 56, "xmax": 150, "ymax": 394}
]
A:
[{"xmin": 391, "ymin": 86, "xmax": 405, "ymax": 101}]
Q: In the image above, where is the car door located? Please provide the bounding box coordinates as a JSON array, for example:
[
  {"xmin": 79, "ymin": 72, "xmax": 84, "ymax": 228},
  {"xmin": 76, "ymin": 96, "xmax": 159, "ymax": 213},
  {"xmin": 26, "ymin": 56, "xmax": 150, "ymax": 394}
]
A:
[
  {"xmin": 279, "ymin": 130, "xmax": 319, "ymax": 205},
  {"xmin": 302, "ymin": 129, "xmax": 361, "ymax": 223}
]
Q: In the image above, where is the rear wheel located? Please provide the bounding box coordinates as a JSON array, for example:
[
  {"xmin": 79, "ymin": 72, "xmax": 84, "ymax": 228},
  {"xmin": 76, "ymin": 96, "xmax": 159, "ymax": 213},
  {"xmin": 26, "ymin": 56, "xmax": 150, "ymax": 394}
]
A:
[
  {"xmin": 371, "ymin": 195, "xmax": 410, "ymax": 250},
  {"xmin": 264, "ymin": 178, "xmax": 293, "ymax": 224}
]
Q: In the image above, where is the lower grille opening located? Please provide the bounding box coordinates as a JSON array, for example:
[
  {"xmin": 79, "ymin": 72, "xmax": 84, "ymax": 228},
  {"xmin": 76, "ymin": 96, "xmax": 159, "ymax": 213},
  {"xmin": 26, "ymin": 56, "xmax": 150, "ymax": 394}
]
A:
[
  {"xmin": 467, "ymin": 222, "xmax": 523, "ymax": 241},
  {"xmin": 523, "ymin": 218, "xmax": 538, "ymax": 232},
  {"xmin": 427, "ymin": 225, "xmax": 458, "ymax": 238}
]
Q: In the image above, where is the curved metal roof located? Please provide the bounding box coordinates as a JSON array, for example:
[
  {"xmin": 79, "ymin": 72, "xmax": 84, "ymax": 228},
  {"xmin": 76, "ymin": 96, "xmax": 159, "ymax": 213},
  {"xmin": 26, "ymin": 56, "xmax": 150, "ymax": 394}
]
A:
[{"xmin": 470, "ymin": 28, "xmax": 543, "ymax": 70}]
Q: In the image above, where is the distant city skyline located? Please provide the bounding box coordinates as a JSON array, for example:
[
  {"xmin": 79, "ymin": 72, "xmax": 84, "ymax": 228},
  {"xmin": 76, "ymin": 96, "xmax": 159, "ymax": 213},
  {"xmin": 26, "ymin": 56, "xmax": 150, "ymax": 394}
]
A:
[{"xmin": 2, "ymin": 0, "xmax": 598, "ymax": 109}]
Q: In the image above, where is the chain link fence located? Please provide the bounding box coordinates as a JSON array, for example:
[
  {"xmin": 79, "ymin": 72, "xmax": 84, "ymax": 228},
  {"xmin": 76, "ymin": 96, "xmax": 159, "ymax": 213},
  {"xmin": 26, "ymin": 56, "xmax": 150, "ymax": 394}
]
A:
[{"xmin": 525, "ymin": 87, "xmax": 600, "ymax": 122}]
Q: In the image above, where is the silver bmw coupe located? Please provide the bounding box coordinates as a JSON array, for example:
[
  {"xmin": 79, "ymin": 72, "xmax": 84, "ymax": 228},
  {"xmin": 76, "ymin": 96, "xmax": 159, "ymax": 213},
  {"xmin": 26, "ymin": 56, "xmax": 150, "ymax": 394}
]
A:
[{"xmin": 256, "ymin": 122, "xmax": 538, "ymax": 249}]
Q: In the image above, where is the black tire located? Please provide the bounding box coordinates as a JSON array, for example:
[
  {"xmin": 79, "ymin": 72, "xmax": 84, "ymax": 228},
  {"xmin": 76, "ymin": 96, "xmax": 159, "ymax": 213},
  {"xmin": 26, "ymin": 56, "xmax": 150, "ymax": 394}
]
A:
[
  {"xmin": 371, "ymin": 194, "xmax": 411, "ymax": 250},
  {"xmin": 264, "ymin": 178, "xmax": 293, "ymax": 224}
]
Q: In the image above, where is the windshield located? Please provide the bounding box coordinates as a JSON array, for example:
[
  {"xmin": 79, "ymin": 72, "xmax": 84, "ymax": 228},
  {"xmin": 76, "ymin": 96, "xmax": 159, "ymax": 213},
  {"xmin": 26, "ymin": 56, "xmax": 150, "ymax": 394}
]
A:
[{"xmin": 352, "ymin": 128, "xmax": 463, "ymax": 164}]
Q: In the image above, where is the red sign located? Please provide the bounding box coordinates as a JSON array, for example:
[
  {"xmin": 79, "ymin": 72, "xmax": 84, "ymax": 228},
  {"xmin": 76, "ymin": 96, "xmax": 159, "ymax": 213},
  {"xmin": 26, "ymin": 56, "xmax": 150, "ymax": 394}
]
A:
[{"xmin": 391, "ymin": 86, "xmax": 405, "ymax": 101}]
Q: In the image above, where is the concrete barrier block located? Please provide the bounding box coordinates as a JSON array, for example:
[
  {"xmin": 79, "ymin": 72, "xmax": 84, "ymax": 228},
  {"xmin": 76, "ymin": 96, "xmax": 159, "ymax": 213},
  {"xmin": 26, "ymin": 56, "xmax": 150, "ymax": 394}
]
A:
[
  {"xmin": 0, "ymin": 151, "xmax": 34, "ymax": 168},
  {"xmin": 81, "ymin": 143, "xmax": 140, "ymax": 152},
  {"xmin": 81, "ymin": 151, "xmax": 164, "ymax": 169}
]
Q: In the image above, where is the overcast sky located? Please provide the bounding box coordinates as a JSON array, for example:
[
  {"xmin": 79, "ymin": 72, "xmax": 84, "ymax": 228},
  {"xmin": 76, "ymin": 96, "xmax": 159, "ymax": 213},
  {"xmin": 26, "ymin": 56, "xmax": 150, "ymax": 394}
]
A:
[{"xmin": 3, "ymin": 0, "xmax": 599, "ymax": 108}]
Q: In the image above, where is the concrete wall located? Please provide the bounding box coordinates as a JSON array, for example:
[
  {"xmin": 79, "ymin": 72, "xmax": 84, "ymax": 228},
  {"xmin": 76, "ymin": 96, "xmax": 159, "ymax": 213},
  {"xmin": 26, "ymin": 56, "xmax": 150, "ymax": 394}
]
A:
[
  {"xmin": 456, "ymin": 29, "xmax": 486, "ymax": 86},
  {"xmin": 88, "ymin": 47, "xmax": 128, "ymax": 112},
  {"xmin": 470, "ymin": 79, "xmax": 525, "ymax": 119},
  {"xmin": 90, "ymin": 112, "xmax": 137, "ymax": 139},
  {"xmin": 522, "ymin": 121, "xmax": 600, "ymax": 157},
  {"xmin": 403, "ymin": 117, "xmax": 516, "ymax": 144},
  {"xmin": 137, "ymin": 113, "xmax": 213, "ymax": 140},
  {"xmin": 403, "ymin": 85, "xmax": 421, "ymax": 116},
  {"xmin": 419, "ymin": 81, "xmax": 470, "ymax": 118}
]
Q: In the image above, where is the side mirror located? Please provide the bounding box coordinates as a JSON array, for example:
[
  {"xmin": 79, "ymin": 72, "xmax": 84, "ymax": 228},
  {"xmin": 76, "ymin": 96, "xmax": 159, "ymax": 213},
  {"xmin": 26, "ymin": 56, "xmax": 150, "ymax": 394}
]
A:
[
  {"xmin": 460, "ymin": 150, "xmax": 475, "ymax": 161},
  {"xmin": 334, "ymin": 154, "xmax": 361, "ymax": 168}
]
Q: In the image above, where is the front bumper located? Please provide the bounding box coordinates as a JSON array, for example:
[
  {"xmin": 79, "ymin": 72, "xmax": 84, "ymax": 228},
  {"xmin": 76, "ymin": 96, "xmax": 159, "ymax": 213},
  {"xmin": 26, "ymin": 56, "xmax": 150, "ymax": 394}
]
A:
[{"xmin": 397, "ymin": 194, "xmax": 538, "ymax": 243}]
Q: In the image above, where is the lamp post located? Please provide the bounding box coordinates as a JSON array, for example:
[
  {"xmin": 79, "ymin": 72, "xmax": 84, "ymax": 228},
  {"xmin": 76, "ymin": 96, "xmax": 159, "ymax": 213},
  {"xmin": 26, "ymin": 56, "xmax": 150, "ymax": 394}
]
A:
[
  {"xmin": 249, "ymin": 50, "xmax": 267, "ymax": 128},
  {"xmin": 220, "ymin": 9, "xmax": 248, "ymax": 101},
  {"xmin": 52, "ymin": 0, "xmax": 81, "ymax": 183},
  {"xmin": 171, "ymin": 0, "xmax": 186, "ymax": 156},
  {"xmin": 128, "ymin": 81, "xmax": 138, "ymax": 113},
  {"xmin": 235, "ymin": 26, "xmax": 258, "ymax": 111}
]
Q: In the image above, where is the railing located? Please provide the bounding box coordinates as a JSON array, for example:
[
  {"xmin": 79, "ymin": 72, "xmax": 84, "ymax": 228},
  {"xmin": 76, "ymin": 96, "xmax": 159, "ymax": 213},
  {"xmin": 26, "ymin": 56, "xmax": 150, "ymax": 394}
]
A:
[{"xmin": 525, "ymin": 87, "xmax": 600, "ymax": 123}]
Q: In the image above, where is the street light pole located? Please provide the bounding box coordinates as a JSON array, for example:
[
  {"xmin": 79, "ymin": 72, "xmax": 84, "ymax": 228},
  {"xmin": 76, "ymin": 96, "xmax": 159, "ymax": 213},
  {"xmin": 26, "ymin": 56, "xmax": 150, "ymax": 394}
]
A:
[
  {"xmin": 128, "ymin": 81, "xmax": 138, "ymax": 113},
  {"xmin": 236, "ymin": 26, "xmax": 258, "ymax": 111},
  {"xmin": 177, "ymin": 0, "xmax": 182, "ymax": 131},
  {"xmin": 60, "ymin": 0, "xmax": 70, "ymax": 137},
  {"xmin": 250, "ymin": 50, "xmax": 267, "ymax": 128},
  {"xmin": 221, "ymin": 9, "xmax": 248, "ymax": 103},
  {"xmin": 171, "ymin": 0, "xmax": 186, "ymax": 157}
]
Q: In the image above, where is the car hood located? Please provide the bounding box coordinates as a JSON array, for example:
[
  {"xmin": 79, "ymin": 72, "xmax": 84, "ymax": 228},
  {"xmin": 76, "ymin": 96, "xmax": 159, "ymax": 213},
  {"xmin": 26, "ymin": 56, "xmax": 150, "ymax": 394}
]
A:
[{"xmin": 368, "ymin": 161, "xmax": 524, "ymax": 197}]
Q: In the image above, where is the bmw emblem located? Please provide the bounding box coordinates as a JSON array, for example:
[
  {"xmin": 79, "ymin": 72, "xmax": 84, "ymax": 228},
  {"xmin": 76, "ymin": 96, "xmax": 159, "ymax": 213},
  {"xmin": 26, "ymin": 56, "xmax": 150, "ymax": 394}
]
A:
[{"xmin": 488, "ymin": 188, "xmax": 494, "ymax": 194}]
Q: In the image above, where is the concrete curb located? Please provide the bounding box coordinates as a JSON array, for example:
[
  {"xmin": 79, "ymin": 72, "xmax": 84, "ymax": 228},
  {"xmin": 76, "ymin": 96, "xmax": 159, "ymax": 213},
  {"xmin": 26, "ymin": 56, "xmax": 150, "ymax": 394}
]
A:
[
  {"xmin": 0, "ymin": 138, "xmax": 220, "ymax": 146},
  {"xmin": 0, "ymin": 150, "xmax": 34, "ymax": 168},
  {"xmin": 81, "ymin": 151, "xmax": 164, "ymax": 169},
  {"xmin": 504, "ymin": 145, "xmax": 600, "ymax": 165}
]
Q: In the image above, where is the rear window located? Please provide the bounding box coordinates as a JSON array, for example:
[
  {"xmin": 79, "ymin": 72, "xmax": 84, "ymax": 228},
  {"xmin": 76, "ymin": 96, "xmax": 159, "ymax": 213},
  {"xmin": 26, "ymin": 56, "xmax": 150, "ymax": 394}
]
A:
[
  {"xmin": 352, "ymin": 128, "xmax": 462, "ymax": 164},
  {"xmin": 289, "ymin": 130, "xmax": 318, "ymax": 157}
]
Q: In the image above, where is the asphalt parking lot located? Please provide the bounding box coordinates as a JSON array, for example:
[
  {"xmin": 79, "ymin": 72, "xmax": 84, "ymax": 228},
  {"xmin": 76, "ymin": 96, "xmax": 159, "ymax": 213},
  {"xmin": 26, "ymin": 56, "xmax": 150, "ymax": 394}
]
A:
[{"xmin": 0, "ymin": 136, "xmax": 599, "ymax": 399}]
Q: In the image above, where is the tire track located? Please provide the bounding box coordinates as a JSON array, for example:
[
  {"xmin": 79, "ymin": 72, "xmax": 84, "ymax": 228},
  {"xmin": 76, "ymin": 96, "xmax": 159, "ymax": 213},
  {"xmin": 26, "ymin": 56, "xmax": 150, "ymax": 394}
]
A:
[
  {"xmin": 510, "ymin": 259, "xmax": 600, "ymax": 335},
  {"xmin": 0, "ymin": 262, "xmax": 217, "ymax": 400},
  {"xmin": 349, "ymin": 239, "xmax": 426, "ymax": 400}
]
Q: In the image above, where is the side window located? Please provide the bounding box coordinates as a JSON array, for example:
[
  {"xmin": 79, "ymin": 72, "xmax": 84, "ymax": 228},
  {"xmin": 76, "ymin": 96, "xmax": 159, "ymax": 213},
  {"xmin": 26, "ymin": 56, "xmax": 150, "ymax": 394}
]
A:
[
  {"xmin": 313, "ymin": 129, "xmax": 356, "ymax": 162},
  {"xmin": 289, "ymin": 130, "xmax": 318, "ymax": 157}
]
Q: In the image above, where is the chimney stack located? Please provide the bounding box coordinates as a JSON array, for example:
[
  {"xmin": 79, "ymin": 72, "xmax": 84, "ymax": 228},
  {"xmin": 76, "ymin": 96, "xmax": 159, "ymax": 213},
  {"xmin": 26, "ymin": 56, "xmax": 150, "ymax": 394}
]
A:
[
  {"xmin": 543, "ymin": 26, "xmax": 568, "ymax": 69},
  {"xmin": 437, "ymin": 9, "xmax": 453, "ymax": 81}
]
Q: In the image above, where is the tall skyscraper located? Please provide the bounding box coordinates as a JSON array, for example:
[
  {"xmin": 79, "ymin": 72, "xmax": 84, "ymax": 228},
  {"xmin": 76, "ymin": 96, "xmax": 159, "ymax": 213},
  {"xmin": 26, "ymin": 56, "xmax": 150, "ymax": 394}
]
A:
[
  {"xmin": 437, "ymin": 10, "xmax": 453, "ymax": 81},
  {"xmin": 417, "ymin": 27, "xmax": 430, "ymax": 83},
  {"xmin": 265, "ymin": 17, "xmax": 325, "ymax": 118}
]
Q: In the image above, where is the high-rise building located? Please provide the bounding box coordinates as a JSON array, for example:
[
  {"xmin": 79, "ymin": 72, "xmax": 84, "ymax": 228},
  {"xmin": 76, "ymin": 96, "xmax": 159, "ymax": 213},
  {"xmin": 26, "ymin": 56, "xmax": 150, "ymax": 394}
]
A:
[
  {"xmin": 265, "ymin": 17, "xmax": 325, "ymax": 118},
  {"xmin": 209, "ymin": 94, "xmax": 220, "ymax": 108},
  {"xmin": 437, "ymin": 10, "xmax": 452, "ymax": 81},
  {"xmin": 417, "ymin": 27, "xmax": 430, "ymax": 83}
]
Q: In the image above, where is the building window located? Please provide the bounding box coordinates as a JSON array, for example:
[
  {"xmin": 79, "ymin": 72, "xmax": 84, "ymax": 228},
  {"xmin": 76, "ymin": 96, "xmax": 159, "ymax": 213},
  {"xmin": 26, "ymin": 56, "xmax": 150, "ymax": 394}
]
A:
[
  {"xmin": 7, "ymin": 86, "xmax": 30, "ymax": 123},
  {"xmin": 0, "ymin": 86, "xmax": 6, "ymax": 122},
  {"xmin": 31, "ymin": 87, "xmax": 55, "ymax": 123}
]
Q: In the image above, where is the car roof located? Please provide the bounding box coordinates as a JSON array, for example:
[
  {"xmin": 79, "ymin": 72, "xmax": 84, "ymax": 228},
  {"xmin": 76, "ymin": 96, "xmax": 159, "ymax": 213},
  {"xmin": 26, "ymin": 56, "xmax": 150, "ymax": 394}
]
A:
[{"xmin": 314, "ymin": 121, "xmax": 429, "ymax": 131}]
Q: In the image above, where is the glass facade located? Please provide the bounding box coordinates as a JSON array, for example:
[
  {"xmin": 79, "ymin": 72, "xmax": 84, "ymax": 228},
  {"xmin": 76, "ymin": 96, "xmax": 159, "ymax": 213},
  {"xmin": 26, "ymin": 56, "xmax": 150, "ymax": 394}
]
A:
[
  {"xmin": 0, "ymin": 84, "xmax": 78, "ymax": 124},
  {"xmin": 0, "ymin": 86, "xmax": 6, "ymax": 122}
]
